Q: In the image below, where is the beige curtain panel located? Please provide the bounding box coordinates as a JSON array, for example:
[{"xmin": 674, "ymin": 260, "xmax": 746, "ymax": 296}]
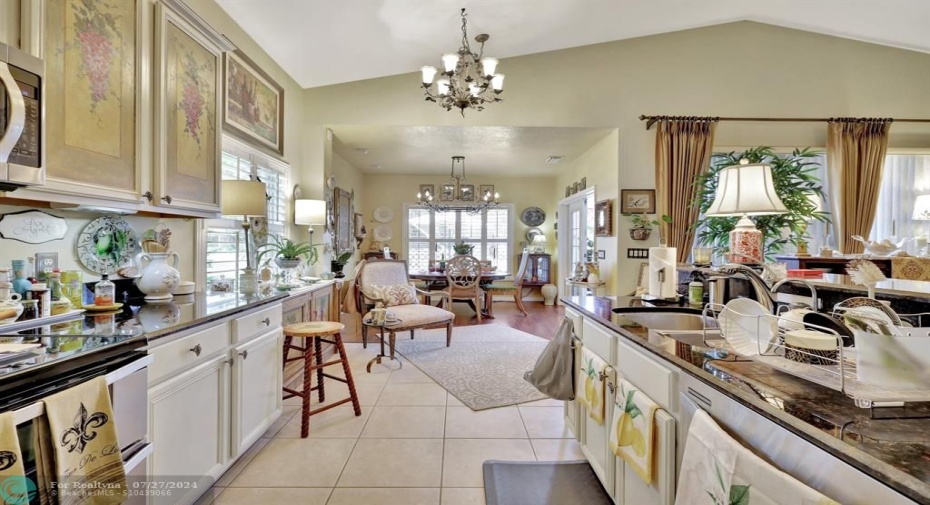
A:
[
  {"xmin": 826, "ymin": 118, "xmax": 893, "ymax": 254},
  {"xmin": 654, "ymin": 118, "xmax": 718, "ymax": 264}
]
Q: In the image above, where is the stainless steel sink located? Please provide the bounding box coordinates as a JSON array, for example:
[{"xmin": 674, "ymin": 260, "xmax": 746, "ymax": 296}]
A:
[{"xmin": 612, "ymin": 309, "xmax": 724, "ymax": 347}]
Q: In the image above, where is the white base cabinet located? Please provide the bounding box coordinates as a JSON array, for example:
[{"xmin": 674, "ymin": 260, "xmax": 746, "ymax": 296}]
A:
[
  {"xmin": 231, "ymin": 329, "xmax": 283, "ymax": 456},
  {"xmin": 579, "ymin": 318, "xmax": 618, "ymax": 498}
]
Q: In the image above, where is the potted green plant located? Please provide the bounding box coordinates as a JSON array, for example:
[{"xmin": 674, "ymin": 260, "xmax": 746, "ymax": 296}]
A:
[
  {"xmin": 453, "ymin": 241, "xmax": 474, "ymax": 255},
  {"xmin": 331, "ymin": 251, "xmax": 354, "ymax": 278},
  {"xmin": 623, "ymin": 212, "xmax": 672, "ymax": 241},
  {"xmin": 693, "ymin": 147, "xmax": 830, "ymax": 259},
  {"xmin": 256, "ymin": 236, "xmax": 319, "ymax": 269}
]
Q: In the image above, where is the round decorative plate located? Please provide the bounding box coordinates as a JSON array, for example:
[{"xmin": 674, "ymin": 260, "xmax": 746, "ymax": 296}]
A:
[
  {"xmin": 373, "ymin": 224, "xmax": 393, "ymax": 242},
  {"xmin": 77, "ymin": 216, "xmax": 139, "ymax": 274},
  {"xmin": 373, "ymin": 206, "xmax": 394, "ymax": 223},
  {"xmin": 521, "ymin": 207, "xmax": 546, "ymax": 227}
]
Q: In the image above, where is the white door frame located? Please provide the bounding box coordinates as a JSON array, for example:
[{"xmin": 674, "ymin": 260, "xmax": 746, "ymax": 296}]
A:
[{"xmin": 557, "ymin": 187, "xmax": 595, "ymax": 300}]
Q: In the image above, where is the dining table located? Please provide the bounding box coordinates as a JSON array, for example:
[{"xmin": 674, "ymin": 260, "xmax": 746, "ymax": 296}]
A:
[{"xmin": 408, "ymin": 271, "xmax": 510, "ymax": 317}]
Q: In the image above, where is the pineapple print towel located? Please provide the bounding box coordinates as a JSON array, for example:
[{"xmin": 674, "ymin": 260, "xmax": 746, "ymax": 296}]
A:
[
  {"xmin": 0, "ymin": 412, "xmax": 28, "ymax": 503},
  {"xmin": 609, "ymin": 378, "xmax": 658, "ymax": 484},
  {"xmin": 577, "ymin": 346, "xmax": 608, "ymax": 425},
  {"xmin": 676, "ymin": 409, "xmax": 839, "ymax": 505},
  {"xmin": 41, "ymin": 377, "xmax": 128, "ymax": 505}
]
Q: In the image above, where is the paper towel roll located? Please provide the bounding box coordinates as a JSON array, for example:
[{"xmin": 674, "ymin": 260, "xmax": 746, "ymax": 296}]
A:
[{"xmin": 648, "ymin": 247, "xmax": 678, "ymax": 299}]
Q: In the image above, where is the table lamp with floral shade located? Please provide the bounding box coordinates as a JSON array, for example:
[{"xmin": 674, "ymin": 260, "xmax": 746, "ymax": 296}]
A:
[{"xmin": 705, "ymin": 159, "xmax": 789, "ymax": 264}]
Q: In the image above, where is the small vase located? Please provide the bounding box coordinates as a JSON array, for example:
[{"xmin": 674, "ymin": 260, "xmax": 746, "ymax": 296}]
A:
[
  {"xmin": 331, "ymin": 260, "xmax": 346, "ymax": 278},
  {"xmin": 135, "ymin": 252, "xmax": 181, "ymax": 301}
]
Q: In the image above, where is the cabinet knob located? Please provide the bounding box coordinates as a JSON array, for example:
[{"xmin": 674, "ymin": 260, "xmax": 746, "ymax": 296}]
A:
[
  {"xmin": 261, "ymin": 317, "xmax": 271, "ymax": 326},
  {"xmin": 189, "ymin": 344, "xmax": 202, "ymax": 356},
  {"xmin": 238, "ymin": 350, "xmax": 249, "ymax": 360},
  {"xmin": 161, "ymin": 195, "xmax": 173, "ymax": 204},
  {"xmin": 143, "ymin": 191, "xmax": 154, "ymax": 202},
  {"xmin": 225, "ymin": 358, "xmax": 235, "ymax": 367}
]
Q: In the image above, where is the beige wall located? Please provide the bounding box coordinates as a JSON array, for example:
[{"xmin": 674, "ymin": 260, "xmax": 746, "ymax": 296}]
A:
[
  {"xmin": 305, "ymin": 21, "xmax": 930, "ymax": 293},
  {"xmin": 358, "ymin": 174, "xmax": 557, "ymax": 274}
]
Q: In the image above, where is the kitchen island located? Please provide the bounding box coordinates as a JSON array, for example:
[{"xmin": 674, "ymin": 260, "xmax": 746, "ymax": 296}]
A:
[{"xmin": 562, "ymin": 294, "xmax": 930, "ymax": 505}]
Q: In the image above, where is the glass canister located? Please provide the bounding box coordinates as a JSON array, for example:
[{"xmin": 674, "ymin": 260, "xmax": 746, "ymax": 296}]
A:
[
  {"xmin": 19, "ymin": 299, "xmax": 38, "ymax": 321},
  {"xmin": 26, "ymin": 283, "xmax": 50, "ymax": 318},
  {"xmin": 94, "ymin": 274, "xmax": 115, "ymax": 306},
  {"xmin": 48, "ymin": 270, "xmax": 62, "ymax": 301},
  {"xmin": 60, "ymin": 270, "xmax": 84, "ymax": 308}
]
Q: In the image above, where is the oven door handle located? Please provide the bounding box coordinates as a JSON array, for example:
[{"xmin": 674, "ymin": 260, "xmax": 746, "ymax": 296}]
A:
[
  {"xmin": 12, "ymin": 354, "xmax": 153, "ymax": 425},
  {"xmin": 0, "ymin": 61, "xmax": 26, "ymax": 163}
]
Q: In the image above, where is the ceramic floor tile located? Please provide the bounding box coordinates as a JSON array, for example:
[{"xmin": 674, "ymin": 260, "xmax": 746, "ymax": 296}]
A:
[
  {"xmin": 191, "ymin": 487, "xmax": 223, "ymax": 505},
  {"xmin": 327, "ymin": 488, "xmax": 440, "ymax": 505},
  {"xmin": 530, "ymin": 438, "xmax": 586, "ymax": 461},
  {"xmin": 215, "ymin": 436, "xmax": 270, "ymax": 487},
  {"xmin": 377, "ymin": 382, "xmax": 447, "ymax": 406},
  {"xmin": 521, "ymin": 397, "xmax": 564, "ymax": 408},
  {"xmin": 388, "ymin": 365, "xmax": 436, "ymax": 383},
  {"xmin": 446, "ymin": 394, "xmax": 466, "ymax": 407},
  {"xmin": 441, "ymin": 439, "xmax": 536, "ymax": 487},
  {"xmin": 337, "ymin": 439, "xmax": 444, "ymax": 488},
  {"xmin": 518, "ymin": 406, "xmax": 572, "ymax": 438},
  {"xmin": 444, "ymin": 407, "xmax": 528, "ymax": 439},
  {"xmin": 229, "ymin": 438, "xmax": 356, "ymax": 487},
  {"xmin": 276, "ymin": 404, "xmax": 371, "ymax": 438},
  {"xmin": 214, "ymin": 488, "xmax": 331, "ymax": 505},
  {"xmin": 441, "ymin": 488, "xmax": 486, "ymax": 505},
  {"xmin": 285, "ymin": 381, "xmax": 385, "ymax": 408},
  {"xmin": 361, "ymin": 406, "xmax": 446, "ymax": 439}
]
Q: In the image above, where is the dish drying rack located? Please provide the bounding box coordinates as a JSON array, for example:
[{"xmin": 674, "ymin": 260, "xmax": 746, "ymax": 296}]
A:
[{"xmin": 698, "ymin": 302, "xmax": 930, "ymax": 408}]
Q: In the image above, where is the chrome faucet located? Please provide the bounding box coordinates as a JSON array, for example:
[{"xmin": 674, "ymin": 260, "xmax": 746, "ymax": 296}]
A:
[
  {"xmin": 770, "ymin": 278, "xmax": 820, "ymax": 311},
  {"xmin": 716, "ymin": 264, "xmax": 776, "ymax": 313}
]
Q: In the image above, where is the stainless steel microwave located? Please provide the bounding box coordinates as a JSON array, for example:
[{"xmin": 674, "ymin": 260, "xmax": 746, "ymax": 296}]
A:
[{"xmin": 0, "ymin": 42, "xmax": 44, "ymax": 191}]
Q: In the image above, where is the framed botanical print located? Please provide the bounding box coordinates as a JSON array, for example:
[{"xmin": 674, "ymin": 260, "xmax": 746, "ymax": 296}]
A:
[
  {"xmin": 154, "ymin": 1, "xmax": 226, "ymax": 213},
  {"xmin": 419, "ymin": 184, "xmax": 435, "ymax": 202},
  {"xmin": 223, "ymin": 49, "xmax": 285, "ymax": 156},
  {"xmin": 620, "ymin": 189, "xmax": 656, "ymax": 214},
  {"xmin": 479, "ymin": 185, "xmax": 495, "ymax": 200},
  {"xmin": 459, "ymin": 184, "xmax": 475, "ymax": 201},
  {"xmin": 41, "ymin": 0, "xmax": 141, "ymax": 201},
  {"xmin": 595, "ymin": 199, "xmax": 613, "ymax": 237},
  {"xmin": 440, "ymin": 184, "xmax": 456, "ymax": 201}
]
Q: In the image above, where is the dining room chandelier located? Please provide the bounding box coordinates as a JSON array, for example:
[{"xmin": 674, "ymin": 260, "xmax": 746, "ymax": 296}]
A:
[
  {"xmin": 416, "ymin": 156, "xmax": 500, "ymax": 214},
  {"xmin": 419, "ymin": 8, "xmax": 504, "ymax": 116}
]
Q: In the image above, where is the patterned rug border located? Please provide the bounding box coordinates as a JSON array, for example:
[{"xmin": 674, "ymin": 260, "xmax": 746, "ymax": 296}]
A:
[{"xmin": 395, "ymin": 324, "xmax": 549, "ymax": 410}]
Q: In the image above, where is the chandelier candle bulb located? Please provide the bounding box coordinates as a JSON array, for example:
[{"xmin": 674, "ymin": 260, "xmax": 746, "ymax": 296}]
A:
[
  {"xmin": 437, "ymin": 78, "xmax": 451, "ymax": 95},
  {"xmin": 421, "ymin": 65, "xmax": 438, "ymax": 84},
  {"xmin": 442, "ymin": 53, "xmax": 460, "ymax": 73},
  {"xmin": 481, "ymin": 57, "xmax": 498, "ymax": 77},
  {"xmin": 491, "ymin": 73, "xmax": 505, "ymax": 91}
]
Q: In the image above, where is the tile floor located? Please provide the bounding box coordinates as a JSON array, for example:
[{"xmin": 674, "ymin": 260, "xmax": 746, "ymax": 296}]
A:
[{"xmin": 197, "ymin": 343, "xmax": 583, "ymax": 505}]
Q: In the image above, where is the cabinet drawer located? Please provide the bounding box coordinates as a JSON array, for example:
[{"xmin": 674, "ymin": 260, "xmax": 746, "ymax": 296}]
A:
[
  {"xmin": 581, "ymin": 319, "xmax": 615, "ymax": 364},
  {"xmin": 564, "ymin": 307, "xmax": 584, "ymax": 340},
  {"xmin": 616, "ymin": 338, "xmax": 676, "ymax": 411},
  {"xmin": 231, "ymin": 304, "xmax": 283, "ymax": 343},
  {"xmin": 149, "ymin": 323, "xmax": 229, "ymax": 384}
]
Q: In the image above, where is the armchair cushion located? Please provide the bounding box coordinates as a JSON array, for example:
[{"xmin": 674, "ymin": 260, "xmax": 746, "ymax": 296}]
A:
[
  {"xmin": 363, "ymin": 304, "xmax": 454, "ymax": 328},
  {"xmin": 364, "ymin": 283, "xmax": 420, "ymax": 307}
]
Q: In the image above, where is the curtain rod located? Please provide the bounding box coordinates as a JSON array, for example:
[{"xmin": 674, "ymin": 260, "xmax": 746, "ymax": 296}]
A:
[{"xmin": 638, "ymin": 115, "xmax": 930, "ymax": 130}]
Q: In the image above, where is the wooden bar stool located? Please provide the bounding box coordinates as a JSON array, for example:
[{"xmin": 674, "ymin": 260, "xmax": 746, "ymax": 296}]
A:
[{"xmin": 282, "ymin": 321, "xmax": 361, "ymax": 438}]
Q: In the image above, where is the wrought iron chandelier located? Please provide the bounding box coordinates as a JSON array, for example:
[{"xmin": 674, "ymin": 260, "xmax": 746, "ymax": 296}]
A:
[
  {"xmin": 417, "ymin": 156, "xmax": 500, "ymax": 214},
  {"xmin": 420, "ymin": 8, "xmax": 504, "ymax": 116}
]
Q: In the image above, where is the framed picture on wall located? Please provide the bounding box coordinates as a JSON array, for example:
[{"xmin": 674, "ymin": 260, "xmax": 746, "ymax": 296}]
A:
[
  {"xmin": 223, "ymin": 49, "xmax": 285, "ymax": 156},
  {"xmin": 479, "ymin": 185, "xmax": 495, "ymax": 200},
  {"xmin": 459, "ymin": 184, "xmax": 475, "ymax": 201},
  {"xmin": 440, "ymin": 184, "xmax": 456, "ymax": 201},
  {"xmin": 595, "ymin": 199, "xmax": 613, "ymax": 237},
  {"xmin": 419, "ymin": 184, "xmax": 435, "ymax": 201},
  {"xmin": 620, "ymin": 189, "xmax": 656, "ymax": 214}
]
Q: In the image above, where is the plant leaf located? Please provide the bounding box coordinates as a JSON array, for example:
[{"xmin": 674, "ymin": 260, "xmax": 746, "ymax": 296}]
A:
[{"xmin": 729, "ymin": 484, "xmax": 751, "ymax": 505}]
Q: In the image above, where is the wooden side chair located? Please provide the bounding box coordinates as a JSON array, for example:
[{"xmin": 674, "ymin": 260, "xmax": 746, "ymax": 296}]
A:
[
  {"xmin": 484, "ymin": 250, "xmax": 530, "ymax": 317},
  {"xmin": 445, "ymin": 254, "xmax": 485, "ymax": 321}
]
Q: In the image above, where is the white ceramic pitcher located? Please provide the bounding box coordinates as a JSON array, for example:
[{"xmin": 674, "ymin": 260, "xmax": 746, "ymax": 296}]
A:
[{"xmin": 135, "ymin": 252, "xmax": 181, "ymax": 300}]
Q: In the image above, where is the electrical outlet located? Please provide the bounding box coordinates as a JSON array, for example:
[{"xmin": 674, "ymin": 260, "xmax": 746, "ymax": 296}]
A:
[
  {"xmin": 597, "ymin": 250, "xmax": 606, "ymax": 259},
  {"xmin": 627, "ymin": 248, "xmax": 649, "ymax": 259}
]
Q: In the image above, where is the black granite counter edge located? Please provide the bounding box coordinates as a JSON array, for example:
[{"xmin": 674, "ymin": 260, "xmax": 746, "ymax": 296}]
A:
[
  {"xmin": 144, "ymin": 293, "xmax": 289, "ymax": 342},
  {"xmin": 561, "ymin": 296, "xmax": 930, "ymax": 504}
]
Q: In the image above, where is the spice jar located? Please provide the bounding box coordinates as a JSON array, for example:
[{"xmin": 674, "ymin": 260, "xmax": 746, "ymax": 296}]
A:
[
  {"xmin": 19, "ymin": 299, "xmax": 38, "ymax": 321},
  {"xmin": 26, "ymin": 283, "xmax": 50, "ymax": 318},
  {"xmin": 94, "ymin": 274, "xmax": 115, "ymax": 306}
]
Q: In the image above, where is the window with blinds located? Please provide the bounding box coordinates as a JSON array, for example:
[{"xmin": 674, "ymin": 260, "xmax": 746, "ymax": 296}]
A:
[
  {"xmin": 205, "ymin": 138, "xmax": 290, "ymax": 288},
  {"xmin": 405, "ymin": 205, "xmax": 513, "ymax": 273}
]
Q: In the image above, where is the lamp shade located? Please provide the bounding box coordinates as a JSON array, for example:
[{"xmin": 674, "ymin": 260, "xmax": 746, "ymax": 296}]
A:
[
  {"xmin": 531, "ymin": 234, "xmax": 548, "ymax": 245},
  {"xmin": 914, "ymin": 195, "xmax": 930, "ymax": 220},
  {"xmin": 705, "ymin": 162, "xmax": 788, "ymax": 217},
  {"xmin": 221, "ymin": 180, "xmax": 267, "ymax": 217},
  {"xmin": 295, "ymin": 199, "xmax": 326, "ymax": 226}
]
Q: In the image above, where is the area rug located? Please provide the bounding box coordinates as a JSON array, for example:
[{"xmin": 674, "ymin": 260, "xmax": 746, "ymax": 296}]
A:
[
  {"xmin": 483, "ymin": 460, "xmax": 613, "ymax": 505},
  {"xmin": 394, "ymin": 324, "xmax": 549, "ymax": 410}
]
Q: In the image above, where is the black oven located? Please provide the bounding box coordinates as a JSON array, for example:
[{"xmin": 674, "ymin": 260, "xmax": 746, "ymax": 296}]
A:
[{"xmin": 0, "ymin": 42, "xmax": 44, "ymax": 191}]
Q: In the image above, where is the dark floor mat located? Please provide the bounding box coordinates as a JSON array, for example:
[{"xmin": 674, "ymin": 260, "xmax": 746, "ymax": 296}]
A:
[{"xmin": 483, "ymin": 460, "xmax": 613, "ymax": 505}]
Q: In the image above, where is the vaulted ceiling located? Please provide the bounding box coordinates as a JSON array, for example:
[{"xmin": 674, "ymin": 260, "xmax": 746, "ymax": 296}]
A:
[{"xmin": 216, "ymin": 0, "xmax": 930, "ymax": 89}]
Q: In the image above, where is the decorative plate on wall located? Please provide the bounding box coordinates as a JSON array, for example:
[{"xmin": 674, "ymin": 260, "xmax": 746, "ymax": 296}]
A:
[
  {"xmin": 373, "ymin": 206, "xmax": 394, "ymax": 223},
  {"xmin": 373, "ymin": 224, "xmax": 393, "ymax": 242},
  {"xmin": 521, "ymin": 207, "xmax": 546, "ymax": 227},
  {"xmin": 77, "ymin": 216, "xmax": 139, "ymax": 274}
]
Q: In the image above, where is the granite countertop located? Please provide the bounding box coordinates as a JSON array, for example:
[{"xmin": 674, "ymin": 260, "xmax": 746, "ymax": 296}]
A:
[
  {"xmin": 809, "ymin": 274, "xmax": 930, "ymax": 298},
  {"xmin": 562, "ymin": 294, "xmax": 930, "ymax": 504}
]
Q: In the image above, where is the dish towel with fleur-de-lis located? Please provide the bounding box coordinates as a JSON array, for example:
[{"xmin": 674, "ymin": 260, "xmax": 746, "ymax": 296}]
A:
[
  {"xmin": 675, "ymin": 409, "xmax": 840, "ymax": 505},
  {"xmin": 40, "ymin": 377, "xmax": 127, "ymax": 505},
  {"xmin": 577, "ymin": 346, "xmax": 608, "ymax": 425},
  {"xmin": 609, "ymin": 377, "xmax": 658, "ymax": 484},
  {"xmin": 0, "ymin": 411, "xmax": 29, "ymax": 503}
]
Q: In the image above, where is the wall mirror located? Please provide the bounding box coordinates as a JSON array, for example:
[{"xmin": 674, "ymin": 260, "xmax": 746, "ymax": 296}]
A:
[
  {"xmin": 333, "ymin": 187, "xmax": 353, "ymax": 253},
  {"xmin": 595, "ymin": 199, "xmax": 613, "ymax": 237}
]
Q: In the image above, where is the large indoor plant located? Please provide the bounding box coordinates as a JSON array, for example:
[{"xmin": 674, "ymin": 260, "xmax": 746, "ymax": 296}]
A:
[
  {"xmin": 256, "ymin": 236, "xmax": 319, "ymax": 269},
  {"xmin": 694, "ymin": 147, "xmax": 829, "ymax": 259}
]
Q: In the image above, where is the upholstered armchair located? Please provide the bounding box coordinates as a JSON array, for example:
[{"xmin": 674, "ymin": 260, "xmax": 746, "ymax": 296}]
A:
[
  {"xmin": 444, "ymin": 255, "xmax": 484, "ymax": 322},
  {"xmin": 355, "ymin": 259, "xmax": 454, "ymax": 348},
  {"xmin": 484, "ymin": 250, "xmax": 530, "ymax": 317}
]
